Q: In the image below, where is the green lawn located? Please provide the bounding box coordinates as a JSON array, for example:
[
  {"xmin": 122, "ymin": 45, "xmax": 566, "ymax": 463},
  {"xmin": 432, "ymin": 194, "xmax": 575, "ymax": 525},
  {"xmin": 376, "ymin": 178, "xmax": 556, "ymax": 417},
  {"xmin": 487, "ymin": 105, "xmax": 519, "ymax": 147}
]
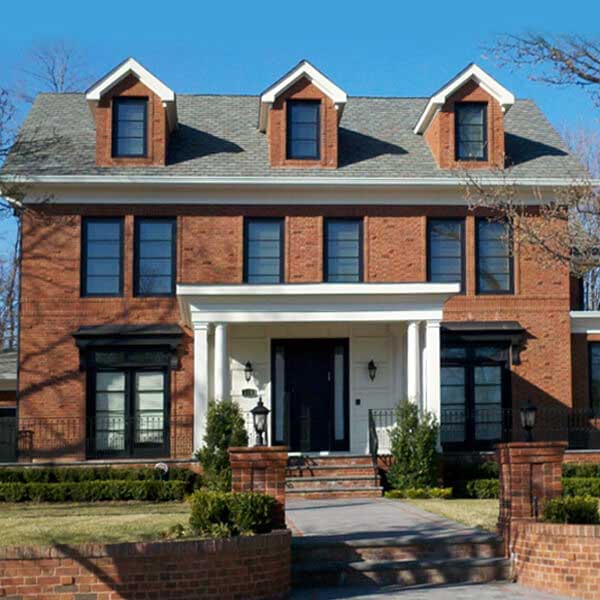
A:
[
  {"xmin": 405, "ymin": 499, "xmax": 499, "ymax": 532},
  {"xmin": 0, "ymin": 502, "xmax": 189, "ymax": 547}
]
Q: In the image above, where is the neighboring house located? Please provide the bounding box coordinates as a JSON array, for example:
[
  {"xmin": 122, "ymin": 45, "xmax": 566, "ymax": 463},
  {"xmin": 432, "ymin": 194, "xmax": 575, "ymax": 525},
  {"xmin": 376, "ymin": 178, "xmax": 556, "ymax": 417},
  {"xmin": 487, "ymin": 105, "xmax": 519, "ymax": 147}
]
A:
[
  {"xmin": 0, "ymin": 350, "xmax": 17, "ymax": 462},
  {"xmin": 0, "ymin": 57, "xmax": 595, "ymax": 468}
]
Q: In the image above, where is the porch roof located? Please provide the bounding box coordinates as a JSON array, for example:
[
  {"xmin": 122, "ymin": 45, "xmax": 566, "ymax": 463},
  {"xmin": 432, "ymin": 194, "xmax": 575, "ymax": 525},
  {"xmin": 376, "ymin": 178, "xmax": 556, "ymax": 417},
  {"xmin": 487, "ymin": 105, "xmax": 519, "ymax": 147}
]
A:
[{"xmin": 176, "ymin": 282, "xmax": 460, "ymax": 326}]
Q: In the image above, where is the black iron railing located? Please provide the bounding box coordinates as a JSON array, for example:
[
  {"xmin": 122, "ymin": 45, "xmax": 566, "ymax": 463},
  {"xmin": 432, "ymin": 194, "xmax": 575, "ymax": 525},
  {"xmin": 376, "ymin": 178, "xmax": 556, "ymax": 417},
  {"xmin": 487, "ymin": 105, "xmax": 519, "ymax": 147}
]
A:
[{"xmin": 368, "ymin": 407, "xmax": 600, "ymax": 454}]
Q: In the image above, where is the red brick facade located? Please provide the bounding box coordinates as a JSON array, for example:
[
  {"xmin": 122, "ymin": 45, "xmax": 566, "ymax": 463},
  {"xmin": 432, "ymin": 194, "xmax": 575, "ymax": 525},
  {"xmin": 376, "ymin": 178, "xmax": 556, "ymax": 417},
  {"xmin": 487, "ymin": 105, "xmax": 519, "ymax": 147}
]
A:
[
  {"xmin": 0, "ymin": 531, "xmax": 291, "ymax": 599},
  {"xmin": 424, "ymin": 80, "xmax": 506, "ymax": 169},
  {"xmin": 16, "ymin": 203, "xmax": 575, "ymax": 461}
]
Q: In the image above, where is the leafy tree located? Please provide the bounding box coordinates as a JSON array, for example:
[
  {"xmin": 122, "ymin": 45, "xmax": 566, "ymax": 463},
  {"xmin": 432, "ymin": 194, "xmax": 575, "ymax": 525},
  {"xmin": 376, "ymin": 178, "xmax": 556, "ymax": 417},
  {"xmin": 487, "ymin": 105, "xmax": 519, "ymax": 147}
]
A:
[{"xmin": 387, "ymin": 400, "xmax": 439, "ymax": 490}]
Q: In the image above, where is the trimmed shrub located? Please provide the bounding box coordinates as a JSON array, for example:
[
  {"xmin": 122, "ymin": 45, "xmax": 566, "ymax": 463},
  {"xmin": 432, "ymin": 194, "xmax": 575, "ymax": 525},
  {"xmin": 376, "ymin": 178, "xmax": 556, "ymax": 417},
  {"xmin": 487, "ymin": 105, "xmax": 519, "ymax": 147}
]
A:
[
  {"xmin": 195, "ymin": 400, "xmax": 248, "ymax": 492},
  {"xmin": 0, "ymin": 480, "xmax": 186, "ymax": 502},
  {"xmin": 385, "ymin": 487, "xmax": 452, "ymax": 500},
  {"xmin": 464, "ymin": 479, "xmax": 500, "ymax": 499},
  {"xmin": 188, "ymin": 490, "xmax": 275, "ymax": 538},
  {"xmin": 387, "ymin": 400, "xmax": 439, "ymax": 490},
  {"xmin": 563, "ymin": 464, "xmax": 600, "ymax": 479},
  {"xmin": 543, "ymin": 496, "xmax": 600, "ymax": 524},
  {"xmin": 563, "ymin": 477, "xmax": 600, "ymax": 498}
]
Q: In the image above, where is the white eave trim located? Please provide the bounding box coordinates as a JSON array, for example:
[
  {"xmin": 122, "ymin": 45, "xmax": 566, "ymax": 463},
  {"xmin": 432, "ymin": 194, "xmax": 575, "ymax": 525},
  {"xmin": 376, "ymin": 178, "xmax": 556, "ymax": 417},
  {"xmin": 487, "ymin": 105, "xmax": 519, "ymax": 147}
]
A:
[
  {"xmin": 414, "ymin": 63, "xmax": 515, "ymax": 135},
  {"xmin": 85, "ymin": 57, "xmax": 175, "ymax": 103},
  {"xmin": 571, "ymin": 311, "xmax": 600, "ymax": 334},
  {"xmin": 258, "ymin": 60, "xmax": 347, "ymax": 132}
]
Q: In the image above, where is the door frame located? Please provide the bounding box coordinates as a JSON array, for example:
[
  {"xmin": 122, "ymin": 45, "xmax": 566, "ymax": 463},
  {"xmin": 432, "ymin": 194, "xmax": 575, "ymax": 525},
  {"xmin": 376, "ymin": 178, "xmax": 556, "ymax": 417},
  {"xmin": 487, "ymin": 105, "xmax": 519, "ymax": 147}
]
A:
[{"xmin": 270, "ymin": 338, "xmax": 350, "ymax": 452}]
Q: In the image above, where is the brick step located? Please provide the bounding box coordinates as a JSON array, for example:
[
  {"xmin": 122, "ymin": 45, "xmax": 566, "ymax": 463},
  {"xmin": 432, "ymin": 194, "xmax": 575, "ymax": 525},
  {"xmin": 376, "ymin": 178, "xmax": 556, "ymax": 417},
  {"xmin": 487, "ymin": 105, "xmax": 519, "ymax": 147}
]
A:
[
  {"xmin": 286, "ymin": 486, "xmax": 383, "ymax": 499},
  {"xmin": 287, "ymin": 454, "xmax": 375, "ymax": 468},
  {"xmin": 292, "ymin": 534, "xmax": 502, "ymax": 563},
  {"xmin": 286, "ymin": 466, "xmax": 377, "ymax": 478},
  {"xmin": 292, "ymin": 556, "xmax": 510, "ymax": 588},
  {"xmin": 286, "ymin": 476, "xmax": 380, "ymax": 490}
]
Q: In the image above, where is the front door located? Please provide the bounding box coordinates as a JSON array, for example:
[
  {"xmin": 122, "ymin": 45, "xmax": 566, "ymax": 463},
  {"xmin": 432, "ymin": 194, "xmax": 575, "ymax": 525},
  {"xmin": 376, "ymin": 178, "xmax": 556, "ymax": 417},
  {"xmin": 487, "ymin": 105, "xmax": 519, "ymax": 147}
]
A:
[{"xmin": 271, "ymin": 339, "xmax": 349, "ymax": 452}]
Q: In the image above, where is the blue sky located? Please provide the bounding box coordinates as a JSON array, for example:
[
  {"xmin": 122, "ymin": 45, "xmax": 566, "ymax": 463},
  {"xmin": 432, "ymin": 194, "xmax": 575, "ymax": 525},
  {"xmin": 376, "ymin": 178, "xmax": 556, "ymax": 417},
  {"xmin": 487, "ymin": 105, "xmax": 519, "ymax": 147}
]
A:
[{"xmin": 1, "ymin": 0, "xmax": 599, "ymax": 256}]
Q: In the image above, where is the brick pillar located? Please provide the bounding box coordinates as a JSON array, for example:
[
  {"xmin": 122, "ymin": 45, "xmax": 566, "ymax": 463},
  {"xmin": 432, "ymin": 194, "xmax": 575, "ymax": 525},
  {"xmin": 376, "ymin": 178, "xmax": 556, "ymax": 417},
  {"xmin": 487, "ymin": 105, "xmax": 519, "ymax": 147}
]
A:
[
  {"xmin": 229, "ymin": 446, "xmax": 288, "ymax": 529},
  {"xmin": 497, "ymin": 441, "xmax": 566, "ymax": 552}
]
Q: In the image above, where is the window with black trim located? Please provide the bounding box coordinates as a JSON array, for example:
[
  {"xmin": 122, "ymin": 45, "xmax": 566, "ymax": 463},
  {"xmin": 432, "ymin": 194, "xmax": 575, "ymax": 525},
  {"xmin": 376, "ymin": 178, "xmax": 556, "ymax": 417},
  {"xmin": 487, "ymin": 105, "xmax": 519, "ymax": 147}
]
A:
[
  {"xmin": 455, "ymin": 102, "xmax": 487, "ymax": 161},
  {"xmin": 87, "ymin": 349, "xmax": 170, "ymax": 459},
  {"xmin": 112, "ymin": 98, "xmax": 147, "ymax": 158},
  {"xmin": 427, "ymin": 218, "xmax": 465, "ymax": 291},
  {"xmin": 244, "ymin": 218, "xmax": 284, "ymax": 284},
  {"xmin": 476, "ymin": 219, "xmax": 513, "ymax": 294},
  {"xmin": 134, "ymin": 218, "xmax": 176, "ymax": 296},
  {"xmin": 286, "ymin": 100, "xmax": 320, "ymax": 160},
  {"xmin": 589, "ymin": 344, "xmax": 600, "ymax": 413},
  {"xmin": 324, "ymin": 219, "xmax": 363, "ymax": 283},
  {"xmin": 82, "ymin": 217, "xmax": 123, "ymax": 297}
]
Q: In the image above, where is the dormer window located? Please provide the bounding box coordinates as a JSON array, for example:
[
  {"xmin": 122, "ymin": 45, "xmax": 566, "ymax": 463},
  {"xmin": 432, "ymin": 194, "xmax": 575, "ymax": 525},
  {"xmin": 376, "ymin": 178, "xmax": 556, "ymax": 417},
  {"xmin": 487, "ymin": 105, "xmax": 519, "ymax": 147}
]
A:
[
  {"xmin": 286, "ymin": 100, "xmax": 320, "ymax": 160},
  {"xmin": 455, "ymin": 102, "xmax": 487, "ymax": 161},
  {"xmin": 112, "ymin": 98, "xmax": 148, "ymax": 158}
]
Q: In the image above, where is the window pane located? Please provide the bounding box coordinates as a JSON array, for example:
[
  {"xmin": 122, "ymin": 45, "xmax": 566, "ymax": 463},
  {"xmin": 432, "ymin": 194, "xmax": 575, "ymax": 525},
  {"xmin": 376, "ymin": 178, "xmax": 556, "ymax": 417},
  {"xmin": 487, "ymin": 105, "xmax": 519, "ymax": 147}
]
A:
[
  {"xmin": 83, "ymin": 219, "xmax": 122, "ymax": 296},
  {"xmin": 135, "ymin": 372, "xmax": 165, "ymax": 445},
  {"xmin": 135, "ymin": 219, "xmax": 175, "ymax": 295},
  {"xmin": 95, "ymin": 371, "xmax": 126, "ymax": 451},
  {"xmin": 245, "ymin": 220, "xmax": 282, "ymax": 284},
  {"xmin": 116, "ymin": 137, "xmax": 144, "ymax": 157},
  {"xmin": 113, "ymin": 99, "xmax": 147, "ymax": 157},
  {"xmin": 591, "ymin": 345, "xmax": 600, "ymax": 411},
  {"xmin": 290, "ymin": 140, "xmax": 318, "ymax": 158},
  {"xmin": 428, "ymin": 219, "xmax": 463, "ymax": 289},
  {"xmin": 287, "ymin": 101, "xmax": 320, "ymax": 159},
  {"xmin": 325, "ymin": 220, "xmax": 361, "ymax": 282},
  {"xmin": 477, "ymin": 220, "xmax": 512, "ymax": 293},
  {"xmin": 456, "ymin": 104, "xmax": 486, "ymax": 160}
]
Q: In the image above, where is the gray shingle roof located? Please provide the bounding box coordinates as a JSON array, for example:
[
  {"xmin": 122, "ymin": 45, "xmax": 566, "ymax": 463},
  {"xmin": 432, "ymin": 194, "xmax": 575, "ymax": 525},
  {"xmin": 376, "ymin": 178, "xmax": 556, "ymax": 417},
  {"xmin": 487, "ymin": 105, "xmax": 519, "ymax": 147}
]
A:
[{"xmin": 1, "ymin": 93, "xmax": 584, "ymax": 179}]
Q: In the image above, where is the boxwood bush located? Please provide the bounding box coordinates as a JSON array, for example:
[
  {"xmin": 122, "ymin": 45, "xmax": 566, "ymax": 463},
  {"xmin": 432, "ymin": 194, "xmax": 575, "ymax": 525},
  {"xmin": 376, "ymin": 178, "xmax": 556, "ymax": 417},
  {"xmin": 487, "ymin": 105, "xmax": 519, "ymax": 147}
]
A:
[
  {"xmin": 189, "ymin": 490, "xmax": 275, "ymax": 538},
  {"xmin": 563, "ymin": 477, "xmax": 600, "ymax": 497},
  {"xmin": 562, "ymin": 464, "xmax": 600, "ymax": 479},
  {"xmin": 0, "ymin": 480, "xmax": 186, "ymax": 502},
  {"xmin": 543, "ymin": 496, "xmax": 600, "ymax": 524},
  {"xmin": 385, "ymin": 487, "xmax": 452, "ymax": 499}
]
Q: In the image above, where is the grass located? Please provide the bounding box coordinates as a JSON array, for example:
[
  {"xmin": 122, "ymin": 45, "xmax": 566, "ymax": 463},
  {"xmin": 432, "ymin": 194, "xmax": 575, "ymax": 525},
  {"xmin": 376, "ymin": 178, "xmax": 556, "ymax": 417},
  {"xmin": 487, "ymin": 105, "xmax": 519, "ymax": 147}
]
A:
[
  {"xmin": 405, "ymin": 499, "xmax": 499, "ymax": 532},
  {"xmin": 0, "ymin": 502, "xmax": 190, "ymax": 547}
]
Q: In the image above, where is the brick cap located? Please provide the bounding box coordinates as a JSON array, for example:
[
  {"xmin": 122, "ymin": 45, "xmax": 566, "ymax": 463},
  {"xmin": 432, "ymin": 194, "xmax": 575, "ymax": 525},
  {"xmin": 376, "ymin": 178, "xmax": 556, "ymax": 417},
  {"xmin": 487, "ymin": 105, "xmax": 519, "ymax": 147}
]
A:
[
  {"xmin": 229, "ymin": 446, "xmax": 289, "ymax": 454},
  {"xmin": 496, "ymin": 441, "xmax": 568, "ymax": 450}
]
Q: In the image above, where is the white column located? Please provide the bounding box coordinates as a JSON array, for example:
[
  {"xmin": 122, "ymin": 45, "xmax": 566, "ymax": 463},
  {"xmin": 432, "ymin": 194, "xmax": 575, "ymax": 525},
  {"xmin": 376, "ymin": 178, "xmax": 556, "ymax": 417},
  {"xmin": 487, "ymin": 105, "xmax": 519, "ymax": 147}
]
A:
[
  {"xmin": 406, "ymin": 321, "xmax": 421, "ymax": 405},
  {"xmin": 425, "ymin": 320, "xmax": 442, "ymax": 451},
  {"xmin": 193, "ymin": 322, "xmax": 211, "ymax": 451},
  {"xmin": 213, "ymin": 323, "xmax": 229, "ymax": 402}
]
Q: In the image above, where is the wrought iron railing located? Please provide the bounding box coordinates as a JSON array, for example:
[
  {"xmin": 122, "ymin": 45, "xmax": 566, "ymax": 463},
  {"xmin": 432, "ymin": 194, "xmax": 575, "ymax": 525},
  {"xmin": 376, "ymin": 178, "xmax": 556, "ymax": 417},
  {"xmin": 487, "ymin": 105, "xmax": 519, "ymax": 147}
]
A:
[{"xmin": 368, "ymin": 407, "xmax": 600, "ymax": 454}]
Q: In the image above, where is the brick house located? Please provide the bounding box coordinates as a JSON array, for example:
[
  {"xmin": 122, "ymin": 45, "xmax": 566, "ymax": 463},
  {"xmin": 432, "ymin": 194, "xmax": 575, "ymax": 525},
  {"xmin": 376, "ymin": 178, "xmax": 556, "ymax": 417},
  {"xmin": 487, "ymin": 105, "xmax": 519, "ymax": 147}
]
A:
[{"xmin": 1, "ymin": 57, "xmax": 597, "ymax": 480}]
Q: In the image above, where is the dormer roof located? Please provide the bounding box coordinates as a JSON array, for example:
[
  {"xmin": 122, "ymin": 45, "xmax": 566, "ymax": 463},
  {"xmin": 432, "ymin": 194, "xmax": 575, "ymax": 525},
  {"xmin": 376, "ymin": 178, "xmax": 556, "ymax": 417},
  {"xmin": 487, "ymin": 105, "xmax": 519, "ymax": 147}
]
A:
[
  {"xmin": 414, "ymin": 63, "xmax": 515, "ymax": 135},
  {"xmin": 258, "ymin": 60, "xmax": 347, "ymax": 132},
  {"xmin": 85, "ymin": 57, "xmax": 177, "ymax": 131}
]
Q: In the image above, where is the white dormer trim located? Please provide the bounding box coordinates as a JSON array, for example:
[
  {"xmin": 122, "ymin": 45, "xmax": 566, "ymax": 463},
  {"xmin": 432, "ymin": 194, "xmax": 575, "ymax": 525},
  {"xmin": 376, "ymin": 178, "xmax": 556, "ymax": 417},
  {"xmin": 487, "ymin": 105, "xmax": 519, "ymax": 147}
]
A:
[
  {"xmin": 414, "ymin": 63, "xmax": 515, "ymax": 135},
  {"xmin": 258, "ymin": 60, "xmax": 348, "ymax": 132},
  {"xmin": 85, "ymin": 58, "xmax": 177, "ymax": 130}
]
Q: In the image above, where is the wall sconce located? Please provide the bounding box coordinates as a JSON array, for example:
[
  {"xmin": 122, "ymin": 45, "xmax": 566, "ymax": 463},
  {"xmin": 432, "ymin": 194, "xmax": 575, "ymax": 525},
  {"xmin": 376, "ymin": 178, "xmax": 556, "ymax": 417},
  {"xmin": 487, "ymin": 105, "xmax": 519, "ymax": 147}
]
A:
[
  {"xmin": 251, "ymin": 397, "xmax": 270, "ymax": 447},
  {"xmin": 244, "ymin": 361, "xmax": 254, "ymax": 383},
  {"xmin": 368, "ymin": 359, "xmax": 377, "ymax": 381},
  {"xmin": 520, "ymin": 402, "xmax": 537, "ymax": 442}
]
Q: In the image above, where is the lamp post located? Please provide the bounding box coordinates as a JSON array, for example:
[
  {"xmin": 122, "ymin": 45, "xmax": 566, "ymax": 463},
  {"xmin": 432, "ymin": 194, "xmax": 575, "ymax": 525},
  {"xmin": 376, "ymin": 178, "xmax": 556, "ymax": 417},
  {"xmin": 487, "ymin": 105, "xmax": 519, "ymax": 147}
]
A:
[
  {"xmin": 251, "ymin": 397, "xmax": 270, "ymax": 447},
  {"xmin": 520, "ymin": 402, "xmax": 537, "ymax": 442},
  {"xmin": 367, "ymin": 359, "xmax": 377, "ymax": 381},
  {"xmin": 244, "ymin": 361, "xmax": 254, "ymax": 383}
]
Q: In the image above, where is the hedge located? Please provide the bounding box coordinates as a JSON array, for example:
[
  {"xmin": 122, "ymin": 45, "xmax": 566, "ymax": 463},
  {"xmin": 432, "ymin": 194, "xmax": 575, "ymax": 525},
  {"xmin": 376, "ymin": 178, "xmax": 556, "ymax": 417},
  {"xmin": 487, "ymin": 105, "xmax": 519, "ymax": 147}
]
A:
[
  {"xmin": 189, "ymin": 490, "xmax": 275, "ymax": 538},
  {"xmin": 543, "ymin": 496, "xmax": 600, "ymax": 524},
  {"xmin": 460, "ymin": 479, "xmax": 499, "ymax": 499},
  {"xmin": 385, "ymin": 487, "xmax": 452, "ymax": 499},
  {"xmin": 562, "ymin": 477, "xmax": 600, "ymax": 497},
  {"xmin": 0, "ymin": 467, "xmax": 200, "ymax": 490},
  {"xmin": 0, "ymin": 480, "xmax": 187, "ymax": 502},
  {"xmin": 562, "ymin": 464, "xmax": 600, "ymax": 479}
]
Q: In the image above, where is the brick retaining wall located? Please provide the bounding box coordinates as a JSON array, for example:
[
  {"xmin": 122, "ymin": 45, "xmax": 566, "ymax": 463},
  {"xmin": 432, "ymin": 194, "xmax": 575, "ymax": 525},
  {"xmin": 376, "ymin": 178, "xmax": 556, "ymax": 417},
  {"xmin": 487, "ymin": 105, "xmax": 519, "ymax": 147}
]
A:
[
  {"xmin": 512, "ymin": 522, "xmax": 600, "ymax": 600},
  {"xmin": 0, "ymin": 530, "xmax": 291, "ymax": 599}
]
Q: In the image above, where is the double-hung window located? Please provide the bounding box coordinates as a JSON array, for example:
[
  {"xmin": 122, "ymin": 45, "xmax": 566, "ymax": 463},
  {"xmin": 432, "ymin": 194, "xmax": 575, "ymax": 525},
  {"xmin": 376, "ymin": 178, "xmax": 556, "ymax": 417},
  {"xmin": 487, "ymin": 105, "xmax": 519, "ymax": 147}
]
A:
[
  {"xmin": 82, "ymin": 217, "xmax": 123, "ymax": 297},
  {"xmin": 476, "ymin": 219, "xmax": 513, "ymax": 294},
  {"xmin": 112, "ymin": 98, "xmax": 147, "ymax": 158},
  {"xmin": 589, "ymin": 344, "xmax": 600, "ymax": 414},
  {"xmin": 324, "ymin": 219, "xmax": 363, "ymax": 283},
  {"xmin": 455, "ymin": 102, "xmax": 487, "ymax": 161},
  {"xmin": 244, "ymin": 218, "xmax": 284, "ymax": 284},
  {"xmin": 427, "ymin": 219, "xmax": 465, "ymax": 291},
  {"xmin": 286, "ymin": 100, "xmax": 320, "ymax": 160},
  {"xmin": 134, "ymin": 218, "xmax": 176, "ymax": 296}
]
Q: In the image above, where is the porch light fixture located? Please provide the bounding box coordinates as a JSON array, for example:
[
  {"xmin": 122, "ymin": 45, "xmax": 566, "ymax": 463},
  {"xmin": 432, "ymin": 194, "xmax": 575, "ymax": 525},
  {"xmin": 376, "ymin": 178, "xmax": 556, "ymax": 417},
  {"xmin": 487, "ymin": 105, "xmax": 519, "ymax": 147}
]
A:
[
  {"xmin": 251, "ymin": 397, "xmax": 270, "ymax": 447},
  {"xmin": 244, "ymin": 361, "xmax": 254, "ymax": 383},
  {"xmin": 520, "ymin": 402, "xmax": 537, "ymax": 442},
  {"xmin": 368, "ymin": 359, "xmax": 377, "ymax": 381}
]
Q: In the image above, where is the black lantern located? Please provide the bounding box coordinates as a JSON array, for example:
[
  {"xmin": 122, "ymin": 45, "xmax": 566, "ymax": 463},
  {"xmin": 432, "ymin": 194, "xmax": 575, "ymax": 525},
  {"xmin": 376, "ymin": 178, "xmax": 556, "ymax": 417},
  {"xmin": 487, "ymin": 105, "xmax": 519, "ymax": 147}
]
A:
[
  {"xmin": 251, "ymin": 397, "xmax": 270, "ymax": 446},
  {"xmin": 520, "ymin": 402, "xmax": 537, "ymax": 442},
  {"xmin": 368, "ymin": 359, "xmax": 377, "ymax": 381},
  {"xmin": 244, "ymin": 361, "xmax": 254, "ymax": 383}
]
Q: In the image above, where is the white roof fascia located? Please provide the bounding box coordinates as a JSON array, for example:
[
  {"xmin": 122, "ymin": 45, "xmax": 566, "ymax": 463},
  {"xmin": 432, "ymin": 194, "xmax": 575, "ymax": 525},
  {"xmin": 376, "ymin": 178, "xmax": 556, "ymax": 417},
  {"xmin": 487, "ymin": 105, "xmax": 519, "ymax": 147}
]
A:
[
  {"xmin": 571, "ymin": 311, "xmax": 600, "ymax": 334},
  {"xmin": 259, "ymin": 60, "xmax": 348, "ymax": 132},
  {"xmin": 414, "ymin": 64, "xmax": 515, "ymax": 135}
]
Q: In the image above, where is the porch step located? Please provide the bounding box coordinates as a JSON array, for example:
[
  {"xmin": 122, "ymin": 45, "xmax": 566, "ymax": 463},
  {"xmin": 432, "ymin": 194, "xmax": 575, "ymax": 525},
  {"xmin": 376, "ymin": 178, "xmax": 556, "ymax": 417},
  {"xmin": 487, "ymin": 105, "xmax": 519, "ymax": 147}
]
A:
[
  {"xmin": 286, "ymin": 454, "xmax": 382, "ymax": 499},
  {"xmin": 292, "ymin": 534, "xmax": 509, "ymax": 588}
]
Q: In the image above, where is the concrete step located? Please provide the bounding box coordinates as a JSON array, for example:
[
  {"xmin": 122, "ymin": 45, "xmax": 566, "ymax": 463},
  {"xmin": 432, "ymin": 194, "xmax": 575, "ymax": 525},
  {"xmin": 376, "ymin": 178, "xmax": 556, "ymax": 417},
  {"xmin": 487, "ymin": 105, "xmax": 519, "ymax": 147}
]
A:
[
  {"xmin": 286, "ymin": 486, "xmax": 383, "ymax": 499},
  {"xmin": 286, "ymin": 476, "xmax": 380, "ymax": 490},
  {"xmin": 292, "ymin": 556, "xmax": 510, "ymax": 588}
]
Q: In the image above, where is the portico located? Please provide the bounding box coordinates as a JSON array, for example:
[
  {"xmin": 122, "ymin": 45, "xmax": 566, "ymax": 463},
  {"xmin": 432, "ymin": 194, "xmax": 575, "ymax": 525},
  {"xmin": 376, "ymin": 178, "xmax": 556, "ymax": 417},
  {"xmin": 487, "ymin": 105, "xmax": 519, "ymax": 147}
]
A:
[{"xmin": 177, "ymin": 282, "xmax": 459, "ymax": 453}]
